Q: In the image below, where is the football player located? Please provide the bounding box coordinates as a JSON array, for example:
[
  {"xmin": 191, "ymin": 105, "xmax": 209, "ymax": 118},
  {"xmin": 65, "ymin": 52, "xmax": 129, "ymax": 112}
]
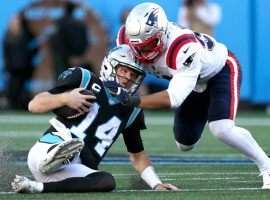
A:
[
  {"xmin": 12, "ymin": 45, "xmax": 178, "ymax": 193},
  {"xmin": 108, "ymin": 3, "xmax": 270, "ymax": 189}
]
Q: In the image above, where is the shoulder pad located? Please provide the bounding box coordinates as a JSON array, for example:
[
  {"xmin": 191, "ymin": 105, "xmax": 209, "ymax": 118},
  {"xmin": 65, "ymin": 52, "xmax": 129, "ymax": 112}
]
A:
[{"xmin": 166, "ymin": 34, "xmax": 197, "ymax": 70}]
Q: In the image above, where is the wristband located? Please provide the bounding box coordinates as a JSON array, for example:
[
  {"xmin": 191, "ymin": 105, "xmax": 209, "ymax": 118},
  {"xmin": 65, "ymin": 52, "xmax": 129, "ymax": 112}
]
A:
[{"xmin": 141, "ymin": 166, "xmax": 162, "ymax": 190}]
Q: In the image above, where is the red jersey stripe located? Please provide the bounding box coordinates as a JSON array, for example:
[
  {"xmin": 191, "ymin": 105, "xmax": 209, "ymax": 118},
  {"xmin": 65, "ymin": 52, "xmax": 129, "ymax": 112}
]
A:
[
  {"xmin": 166, "ymin": 34, "xmax": 197, "ymax": 70},
  {"xmin": 226, "ymin": 53, "xmax": 241, "ymax": 120}
]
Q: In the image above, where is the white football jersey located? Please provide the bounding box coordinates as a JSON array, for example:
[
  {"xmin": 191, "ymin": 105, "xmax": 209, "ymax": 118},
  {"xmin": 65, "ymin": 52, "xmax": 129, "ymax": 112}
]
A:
[
  {"xmin": 116, "ymin": 23, "xmax": 228, "ymax": 108},
  {"xmin": 145, "ymin": 23, "xmax": 228, "ymax": 108},
  {"xmin": 147, "ymin": 22, "xmax": 228, "ymax": 83}
]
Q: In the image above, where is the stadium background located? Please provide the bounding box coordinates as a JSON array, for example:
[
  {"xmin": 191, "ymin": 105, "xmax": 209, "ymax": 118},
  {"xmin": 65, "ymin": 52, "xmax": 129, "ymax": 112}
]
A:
[{"xmin": 0, "ymin": 0, "xmax": 269, "ymax": 104}]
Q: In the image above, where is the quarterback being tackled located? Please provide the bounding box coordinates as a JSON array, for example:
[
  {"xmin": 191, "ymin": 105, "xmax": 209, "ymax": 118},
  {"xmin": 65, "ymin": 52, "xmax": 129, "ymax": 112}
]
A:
[{"xmin": 11, "ymin": 45, "xmax": 179, "ymax": 193}]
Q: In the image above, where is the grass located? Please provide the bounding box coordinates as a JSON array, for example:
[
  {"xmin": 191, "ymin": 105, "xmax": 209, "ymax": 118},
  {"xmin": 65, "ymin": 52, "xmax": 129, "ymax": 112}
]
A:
[{"xmin": 0, "ymin": 110, "xmax": 270, "ymax": 199}]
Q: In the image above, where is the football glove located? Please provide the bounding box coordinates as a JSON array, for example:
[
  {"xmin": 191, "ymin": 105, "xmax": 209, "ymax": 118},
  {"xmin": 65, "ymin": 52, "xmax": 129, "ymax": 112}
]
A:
[{"xmin": 104, "ymin": 81, "xmax": 141, "ymax": 107}]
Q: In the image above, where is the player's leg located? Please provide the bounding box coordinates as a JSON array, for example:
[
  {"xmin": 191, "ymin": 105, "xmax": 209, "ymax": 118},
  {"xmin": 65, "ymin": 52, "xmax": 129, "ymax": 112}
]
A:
[
  {"xmin": 43, "ymin": 156, "xmax": 115, "ymax": 192},
  {"xmin": 208, "ymin": 52, "xmax": 270, "ymax": 189},
  {"xmin": 28, "ymin": 133, "xmax": 83, "ymax": 176},
  {"xmin": 28, "ymin": 140, "xmax": 87, "ymax": 182},
  {"xmin": 42, "ymin": 172, "xmax": 115, "ymax": 192},
  {"xmin": 14, "ymin": 132, "xmax": 78, "ymax": 193},
  {"xmin": 12, "ymin": 172, "xmax": 115, "ymax": 193},
  {"xmin": 13, "ymin": 156, "xmax": 116, "ymax": 193},
  {"xmin": 38, "ymin": 137, "xmax": 84, "ymax": 173},
  {"xmin": 174, "ymin": 89, "xmax": 209, "ymax": 151}
]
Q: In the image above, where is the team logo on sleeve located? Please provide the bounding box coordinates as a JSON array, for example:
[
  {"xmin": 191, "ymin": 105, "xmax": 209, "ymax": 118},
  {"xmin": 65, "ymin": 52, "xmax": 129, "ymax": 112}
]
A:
[
  {"xmin": 183, "ymin": 53, "xmax": 196, "ymax": 67},
  {"xmin": 58, "ymin": 68, "xmax": 75, "ymax": 80}
]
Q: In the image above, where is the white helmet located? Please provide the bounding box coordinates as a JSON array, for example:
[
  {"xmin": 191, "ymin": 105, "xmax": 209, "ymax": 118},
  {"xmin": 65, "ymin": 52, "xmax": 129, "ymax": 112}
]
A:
[
  {"xmin": 125, "ymin": 3, "xmax": 168, "ymax": 64},
  {"xmin": 100, "ymin": 44, "xmax": 145, "ymax": 94}
]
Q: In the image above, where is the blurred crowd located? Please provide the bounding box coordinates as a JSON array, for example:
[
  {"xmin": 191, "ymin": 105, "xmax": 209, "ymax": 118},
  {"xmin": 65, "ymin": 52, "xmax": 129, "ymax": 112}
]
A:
[
  {"xmin": 177, "ymin": 0, "xmax": 221, "ymax": 36},
  {"xmin": 1, "ymin": 0, "xmax": 108, "ymax": 109}
]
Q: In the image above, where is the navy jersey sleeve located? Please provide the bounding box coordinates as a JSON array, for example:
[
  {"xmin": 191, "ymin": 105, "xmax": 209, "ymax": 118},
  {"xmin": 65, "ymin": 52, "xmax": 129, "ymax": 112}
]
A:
[
  {"xmin": 126, "ymin": 109, "xmax": 146, "ymax": 131},
  {"xmin": 122, "ymin": 129, "xmax": 144, "ymax": 153},
  {"xmin": 48, "ymin": 67, "xmax": 82, "ymax": 94},
  {"xmin": 122, "ymin": 110, "xmax": 146, "ymax": 153}
]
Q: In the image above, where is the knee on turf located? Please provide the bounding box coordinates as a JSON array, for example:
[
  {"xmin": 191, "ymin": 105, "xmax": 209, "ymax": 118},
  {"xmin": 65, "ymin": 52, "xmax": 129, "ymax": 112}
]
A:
[
  {"xmin": 86, "ymin": 171, "xmax": 116, "ymax": 192},
  {"xmin": 101, "ymin": 172, "xmax": 116, "ymax": 192}
]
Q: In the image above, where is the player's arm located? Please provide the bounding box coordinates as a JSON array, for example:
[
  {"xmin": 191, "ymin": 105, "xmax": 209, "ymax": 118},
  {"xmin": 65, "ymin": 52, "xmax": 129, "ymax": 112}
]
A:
[
  {"xmin": 138, "ymin": 90, "xmax": 171, "ymax": 109},
  {"xmin": 128, "ymin": 150, "xmax": 178, "ymax": 191},
  {"xmin": 122, "ymin": 122, "xmax": 178, "ymax": 191},
  {"xmin": 28, "ymin": 68, "xmax": 95, "ymax": 113},
  {"xmin": 138, "ymin": 69, "xmax": 198, "ymax": 109},
  {"xmin": 140, "ymin": 42, "xmax": 201, "ymax": 109},
  {"xmin": 28, "ymin": 91, "xmax": 67, "ymax": 113},
  {"xmin": 136, "ymin": 70, "xmax": 199, "ymax": 109},
  {"xmin": 28, "ymin": 88, "xmax": 94, "ymax": 113}
]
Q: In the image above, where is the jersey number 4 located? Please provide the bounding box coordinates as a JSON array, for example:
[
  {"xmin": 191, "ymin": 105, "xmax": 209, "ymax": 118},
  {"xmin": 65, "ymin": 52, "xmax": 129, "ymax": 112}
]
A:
[{"xmin": 194, "ymin": 32, "xmax": 215, "ymax": 51}]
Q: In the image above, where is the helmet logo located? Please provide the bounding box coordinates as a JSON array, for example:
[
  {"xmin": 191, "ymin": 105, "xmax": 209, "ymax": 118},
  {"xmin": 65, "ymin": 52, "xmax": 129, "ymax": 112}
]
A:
[{"xmin": 146, "ymin": 8, "xmax": 159, "ymax": 28}]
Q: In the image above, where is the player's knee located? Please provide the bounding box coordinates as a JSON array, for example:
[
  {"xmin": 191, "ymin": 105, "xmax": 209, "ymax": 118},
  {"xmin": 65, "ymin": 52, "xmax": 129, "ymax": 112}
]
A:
[
  {"xmin": 209, "ymin": 119, "xmax": 233, "ymax": 140},
  {"xmin": 101, "ymin": 172, "xmax": 116, "ymax": 192},
  {"xmin": 86, "ymin": 171, "xmax": 116, "ymax": 192},
  {"xmin": 175, "ymin": 140, "xmax": 196, "ymax": 151}
]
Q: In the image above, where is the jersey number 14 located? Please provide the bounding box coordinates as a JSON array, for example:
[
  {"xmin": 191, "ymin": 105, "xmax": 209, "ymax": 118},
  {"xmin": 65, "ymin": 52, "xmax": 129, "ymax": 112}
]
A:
[{"xmin": 70, "ymin": 103, "xmax": 121, "ymax": 157}]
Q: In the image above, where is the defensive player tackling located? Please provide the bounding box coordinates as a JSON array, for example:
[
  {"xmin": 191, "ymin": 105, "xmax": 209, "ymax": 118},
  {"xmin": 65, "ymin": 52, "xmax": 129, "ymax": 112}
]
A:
[{"xmin": 109, "ymin": 3, "xmax": 270, "ymax": 189}]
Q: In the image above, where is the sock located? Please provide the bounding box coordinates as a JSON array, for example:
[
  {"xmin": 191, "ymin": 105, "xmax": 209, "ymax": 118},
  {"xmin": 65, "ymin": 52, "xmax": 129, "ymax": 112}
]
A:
[
  {"xmin": 209, "ymin": 119, "xmax": 270, "ymax": 172},
  {"xmin": 34, "ymin": 182, "xmax": 44, "ymax": 193}
]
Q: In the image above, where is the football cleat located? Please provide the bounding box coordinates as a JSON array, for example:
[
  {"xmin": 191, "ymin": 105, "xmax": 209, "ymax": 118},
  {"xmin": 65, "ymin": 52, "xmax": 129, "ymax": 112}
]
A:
[
  {"xmin": 11, "ymin": 175, "xmax": 43, "ymax": 193},
  {"xmin": 38, "ymin": 138, "xmax": 84, "ymax": 173},
  {"xmin": 261, "ymin": 169, "xmax": 270, "ymax": 189}
]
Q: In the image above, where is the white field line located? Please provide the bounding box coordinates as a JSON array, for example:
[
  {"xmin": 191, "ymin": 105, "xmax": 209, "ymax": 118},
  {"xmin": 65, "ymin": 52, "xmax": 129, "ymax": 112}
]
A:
[
  {"xmin": 0, "ymin": 192, "xmax": 14, "ymax": 194},
  {"xmin": 0, "ymin": 130, "xmax": 41, "ymax": 137},
  {"xmin": 0, "ymin": 115, "xmax": 52, "ymax": 123},
  {"xmin": 0, "ymin": 187, "xmax": 262, "ymax": 195},
  {"xmin": 132, "ymin": 177, "xmax": 260, "ymax": 183},
  {"xmin": 113, "ymin": 172, "xmax": 258, "ymax": 176},
  {"xmin": 114, "ymin": 187, "xmax": 261, "ymax": 192},
  {"xmin": 0, "ymin": 115, "xmax": 270, "ymax": 126}
]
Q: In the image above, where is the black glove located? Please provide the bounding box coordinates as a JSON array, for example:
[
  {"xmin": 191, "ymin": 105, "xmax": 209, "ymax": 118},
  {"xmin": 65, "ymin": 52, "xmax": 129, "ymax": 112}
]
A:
[{"xmin": 103, "ymin": 81, "xmax": 141, "ymax": 107}]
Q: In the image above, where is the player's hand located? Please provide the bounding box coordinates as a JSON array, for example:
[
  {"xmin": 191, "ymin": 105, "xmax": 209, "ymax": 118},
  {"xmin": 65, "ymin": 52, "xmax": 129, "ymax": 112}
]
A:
[
  {"xmin": 154, "ymin": 183, "xmax": 180, "ymax": 191},
  {"xmin": 64, "ymin": 88, "xmax": 95, "ymax": 114},
  {"xmin": 103, "ymin": 81, "xmax": 141, "ymax": 107}
]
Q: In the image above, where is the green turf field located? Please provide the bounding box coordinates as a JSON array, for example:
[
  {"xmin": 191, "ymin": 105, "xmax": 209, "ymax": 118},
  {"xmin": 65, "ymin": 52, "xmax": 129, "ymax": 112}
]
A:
[{"xmin": 0, "ymin": 110, "xmax": 270, "ymax": 199}]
